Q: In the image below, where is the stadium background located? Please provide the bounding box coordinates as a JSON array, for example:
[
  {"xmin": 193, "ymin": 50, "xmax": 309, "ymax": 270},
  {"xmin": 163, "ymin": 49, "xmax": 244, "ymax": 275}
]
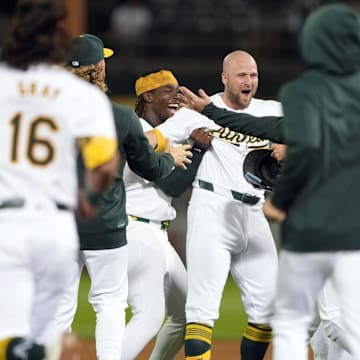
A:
[{"xmin": 1, "ymin": 0, "xmax": 357, "ymax": 358}]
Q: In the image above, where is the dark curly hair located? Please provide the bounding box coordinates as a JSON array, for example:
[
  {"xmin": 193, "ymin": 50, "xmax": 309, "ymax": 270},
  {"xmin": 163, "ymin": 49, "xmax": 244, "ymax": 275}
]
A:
[{"xmin": 2, "ymin": 0, "xmax": 68, "ymax": 70}]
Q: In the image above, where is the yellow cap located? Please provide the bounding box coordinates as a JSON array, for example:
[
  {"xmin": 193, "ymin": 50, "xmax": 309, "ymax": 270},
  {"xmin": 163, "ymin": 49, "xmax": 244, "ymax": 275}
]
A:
[{"xmin": 135, "ymin": 70, "xmax": 178, "ymax": 96}]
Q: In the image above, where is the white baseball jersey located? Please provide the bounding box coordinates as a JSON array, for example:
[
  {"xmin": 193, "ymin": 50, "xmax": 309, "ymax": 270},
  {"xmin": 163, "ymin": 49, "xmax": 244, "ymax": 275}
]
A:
[
  {"xmin": 0, "ymin": 63, "xmax": 116, "ymax": 210},
  {"xmin": 0, "ymin": 63, "xmax": 116, "ymax": 346},
  {"xmin": 158, "ymin": 93, "xmax": 283, "ymax": 329},
  {"xmin": 124, "ymin": 118, "xmax": 176, "ymax": 221},
  {"xmin": 123, "ymin": 118, "xmax": 187, "ymax": 359},
  {"xmin": 157, "ymin": 93, "xmax": 283, "ymax": 196}
]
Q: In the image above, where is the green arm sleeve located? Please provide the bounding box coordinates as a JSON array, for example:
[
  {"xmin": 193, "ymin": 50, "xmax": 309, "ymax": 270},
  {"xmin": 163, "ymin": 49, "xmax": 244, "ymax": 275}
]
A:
[
  {"xmin": 271, "ymin": 83, "xmax": 320, "ymax": 211},
  {"xmin": 115, "ymin": 104, "xmax": 174, "ymax": 181},
  {"xmin": 202, "ymin": 103, "xmax": 284, "ymax": 143},
  {"xmin": 155, "ymin": 148, "xmax": 204, "ymax": 197}
]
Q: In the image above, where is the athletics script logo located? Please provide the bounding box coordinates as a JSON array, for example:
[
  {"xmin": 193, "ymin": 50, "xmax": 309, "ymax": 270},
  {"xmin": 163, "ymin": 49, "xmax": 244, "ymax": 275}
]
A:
[{"xmin": 209, "ymin": 127, "xmax": 270, "ymax": 148}]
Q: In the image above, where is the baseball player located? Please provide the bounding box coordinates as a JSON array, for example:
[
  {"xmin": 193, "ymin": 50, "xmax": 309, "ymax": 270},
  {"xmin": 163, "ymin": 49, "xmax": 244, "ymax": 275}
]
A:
[
  {"xmin": 183, "ymin": 5, "xmax": 360, "ymax": 359},
  {"xmin": 45, "ymin": 36, "xmax": 192, "ymax": 360},
  {"xmin": 149, "ymin": 50, "xmax": 282, "ymax": 360},
  {"xmin": 264, "ymin": 5, "xmax": 360, "ymax": 358},
  {"xmin": 0, "ymin": 1, "xmax": 118, "ymax": 360},
  {"xmin": 122, "ymin": 69, "xmax": 212, "ymax": 360},
  {"xmin": 180, "ymin": 78, "xmax": 357, "ymax": 360}
]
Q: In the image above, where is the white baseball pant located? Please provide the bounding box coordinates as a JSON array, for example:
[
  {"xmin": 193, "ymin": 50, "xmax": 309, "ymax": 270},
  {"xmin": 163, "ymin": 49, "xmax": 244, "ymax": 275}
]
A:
[
  {"xmin": 122, "ymin": 219, "xmax": 187, "ymax": 360},
  {"xmin": 272, "ymin": 250, "xmax": 360, "ymax": 360},
  {"xmin": 186, "ymin": 188, "xmax": 278, "ymax": 327},
  {"xmin": 0, "ymin": 209, "xmax": 78, "ymax": 347},
  {"xmin": 47, "ymin": 246, "xmax": 128, "ymax": 360}
]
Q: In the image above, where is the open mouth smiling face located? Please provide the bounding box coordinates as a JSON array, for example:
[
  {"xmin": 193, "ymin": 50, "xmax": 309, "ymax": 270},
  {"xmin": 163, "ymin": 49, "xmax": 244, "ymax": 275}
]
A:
[{"xmin": 168, "ymin": 102, "xmax": 179, "ymax": 115}]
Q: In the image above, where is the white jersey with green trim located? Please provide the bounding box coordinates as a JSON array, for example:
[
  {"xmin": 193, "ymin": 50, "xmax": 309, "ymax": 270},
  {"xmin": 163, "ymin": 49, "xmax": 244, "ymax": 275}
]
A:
[
  {"xmin": 0, "ymin": 63, "xmax": 116, "ymax": 210},
  {"xmin": 157, "ymin": 93, "xmax": 283, "ymax": 197},
  {"xmin": 124, "ymin": 118, "xmax": 176, "ymax": 221}
]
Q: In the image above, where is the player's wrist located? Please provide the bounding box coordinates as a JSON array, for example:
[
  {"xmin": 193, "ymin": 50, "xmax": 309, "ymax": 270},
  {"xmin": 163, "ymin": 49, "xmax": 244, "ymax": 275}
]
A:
[{"xmin": 192, "ymin": 146, "xmax": 206, "ymax": 154}]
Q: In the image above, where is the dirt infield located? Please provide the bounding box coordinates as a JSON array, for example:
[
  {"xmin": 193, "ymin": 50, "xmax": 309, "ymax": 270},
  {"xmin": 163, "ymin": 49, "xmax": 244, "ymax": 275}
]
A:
[
  {"xmin": 80, "ymin": 339, "xmax": 255, "ymax": 359},
  {"xmin": 79, "ymin": 339, "xmax": 314, "ymax": 359}
]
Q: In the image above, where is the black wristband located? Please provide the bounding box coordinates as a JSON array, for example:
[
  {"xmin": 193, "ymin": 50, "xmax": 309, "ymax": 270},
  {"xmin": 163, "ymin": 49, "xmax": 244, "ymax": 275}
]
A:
[
  {"xmin": 85, "ymin": 189, "xmax": 102, "ymax": 206},
  {"xmin": 192, "ymin": 147, "xmax": 205, "ymax": 154}
]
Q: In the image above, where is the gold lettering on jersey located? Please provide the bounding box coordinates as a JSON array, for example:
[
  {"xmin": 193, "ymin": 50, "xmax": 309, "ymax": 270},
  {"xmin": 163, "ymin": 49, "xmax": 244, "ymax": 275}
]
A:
[
  {"xmin": 30, "ymin": 82, "xmax": 36, "ymax": 95},
  {"xmin": 18, "ymin": 81, "xmax": 60, "ymax": 99},
  {"xmin": 210, "ymin": 127, "xmax": 246, "ymax": 144},
  {"xmin": 9, "ymin": 112, "xmax": 58, "ymax": 167},
  {"xmin": 41, "ymin": 85, "xmax": 49, "ymax": 97},
  {"xmin": 209, "ymin": 127, "xmax": 269, "ymax": 148},
  {"xmin": 27, "ymin": 117, "xmax": 58, "ymax": 167}
]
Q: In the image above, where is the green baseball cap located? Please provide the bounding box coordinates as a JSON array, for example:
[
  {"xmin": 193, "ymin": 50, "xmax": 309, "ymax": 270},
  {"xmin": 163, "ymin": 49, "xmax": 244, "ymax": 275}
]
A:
[{"xmin": 66, "ymin": 34, "xmax": 114, "ymax": 68}]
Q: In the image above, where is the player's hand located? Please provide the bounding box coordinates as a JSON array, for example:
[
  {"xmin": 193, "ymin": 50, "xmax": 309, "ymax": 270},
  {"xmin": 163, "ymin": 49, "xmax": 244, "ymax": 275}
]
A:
[
  {"xmin": 191, "ymin": 127, "xmax": 213, "ymax": 152},
  {"xmin": 179, "ymin": 86, "xmax": 212, "ymax": 112},
  {"xmin": 76, "ymin": 190, "xmax": 97, "ymax": 220},
  {"xmin": 165, "ymin": 138, "xmax": 193, "ymax": 170},
  {"xmin": 263, "ymin": 198, "xmax": 287, "ymax": 222},
  {"xmin": 271, "ymin": 143, "xmax": 287, "ymax": 163}
]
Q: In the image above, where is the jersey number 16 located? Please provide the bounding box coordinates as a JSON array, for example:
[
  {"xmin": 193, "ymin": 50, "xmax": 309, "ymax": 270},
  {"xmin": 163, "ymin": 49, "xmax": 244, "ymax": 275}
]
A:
[{"xmin": 9, "ymin": 112, "xmax": 58, "ymax": 166}]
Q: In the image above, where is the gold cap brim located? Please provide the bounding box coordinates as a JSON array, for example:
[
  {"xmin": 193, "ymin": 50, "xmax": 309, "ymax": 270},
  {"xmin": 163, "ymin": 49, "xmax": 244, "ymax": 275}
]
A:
[{"xmin": 104, "ymin": 47, "xmax": 114, "ymax": 59}]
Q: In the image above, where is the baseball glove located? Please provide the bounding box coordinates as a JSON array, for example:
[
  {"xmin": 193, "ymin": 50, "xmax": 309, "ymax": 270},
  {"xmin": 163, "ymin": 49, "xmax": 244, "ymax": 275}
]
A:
[{"xmin": 243, "ymin": 148, "xmax": 281, "ymax": 191}]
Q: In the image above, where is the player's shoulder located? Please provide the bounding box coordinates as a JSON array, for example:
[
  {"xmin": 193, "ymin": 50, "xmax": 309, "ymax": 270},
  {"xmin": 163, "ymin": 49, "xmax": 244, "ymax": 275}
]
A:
[
  {"xmin": 39, "ymin": 65, "xmax": 109, "ymax": 103},
  {"xmin": 64, "ymin": 70, "xmax": 107, "ymax": 100},
  {"xmin": 174, "ymin": 106, "xmax": 212, "ymax": 121},
  {"xmin": 251, "ymin": 97, "xmax": 281, "ymax": 108},
  {"xmin": 0, "ymin": 63, "xmax": 106, "ymax": 105},
  {"xmin": 209, "ymin": 92, "xmax": 223, "ymax": 104},
  {"xmin": 0, "ymin": 62, "xmax": 10, "ymax": 74},
  {"xmin": 280, "ymin": 73, "xmax": 317, "ymax": 99},
  {"xmin": 112, "ymin": 101, "xmax": 137, "ymax": 120},
  {"xmin": 249, "ymin": 97, "xmax": 283, "ymax": 116},
  {"xmin": 139, "ymin": 117, "xmax": 153, "ymax": 131},
  {"xmin": 111, "ymin": 101, "xmax": 141, "ymax": 134}
]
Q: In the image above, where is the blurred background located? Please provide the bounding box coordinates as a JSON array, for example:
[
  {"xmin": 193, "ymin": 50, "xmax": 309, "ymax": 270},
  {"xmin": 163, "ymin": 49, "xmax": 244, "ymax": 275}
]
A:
[{"xmin": 0, "ymin": 0, "xmax": 358, "ymax": 99}]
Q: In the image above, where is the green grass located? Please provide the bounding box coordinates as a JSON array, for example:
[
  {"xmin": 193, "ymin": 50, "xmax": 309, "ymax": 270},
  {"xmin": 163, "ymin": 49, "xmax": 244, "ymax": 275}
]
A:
[
  {"xmin": 214, "ymin": 276, "xmax": 247, "ymax": 339},
  {"xmin": 72, "ymin": 271, "xmax": 247, "ymax": 340},
  {"xmin": 72, "ymin": 272, "xmax": 95, "ymax": 338}
]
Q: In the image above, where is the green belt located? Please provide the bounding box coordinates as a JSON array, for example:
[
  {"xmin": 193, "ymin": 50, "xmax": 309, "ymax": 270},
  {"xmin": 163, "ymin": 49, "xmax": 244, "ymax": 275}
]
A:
[
  {"xmin": 198, "ymin": 180, "xmax": 260, "ymax": 205},
  {"xmin": 129, "ymin": 215, "xmax": 170, "ymax": 231}
]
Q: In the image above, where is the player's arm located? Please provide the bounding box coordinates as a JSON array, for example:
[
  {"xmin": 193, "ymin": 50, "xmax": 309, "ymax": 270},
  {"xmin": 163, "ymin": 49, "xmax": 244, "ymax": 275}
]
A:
[
  {"xmin": 142, "ymin": 126, "xmax": 192, "ymax": 170},
  {"xmin": 124, "ymin": 109, "xmax": 191, "ymax": 179},
  {"xmin": 72, "ymin": 84, "xmax": 120, "ymax": 217},
  {"xmin": 77, "ymin": 136, "xmax": 119, "ymax": 217},
  {"xmin": 155, "ymin": 128, "xmax": 213, "ymax": 197},
  {"xmin": 180, "ymin": 86, "xmax": 283, "ymax": 143},
  {"xmin": 269, "ymin": 82, "xmax": 320, "ymax": 213},
  {"xmin": 145, "ymin": 106, "xmax": 215, "ymax": 147},
  {"xmin": 145, "ymin": 127, "xmax": 167, "ymax": 152},
  {"xmin": 202, "ymin": 104, "xmax": 283, "ymax": 143}
]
